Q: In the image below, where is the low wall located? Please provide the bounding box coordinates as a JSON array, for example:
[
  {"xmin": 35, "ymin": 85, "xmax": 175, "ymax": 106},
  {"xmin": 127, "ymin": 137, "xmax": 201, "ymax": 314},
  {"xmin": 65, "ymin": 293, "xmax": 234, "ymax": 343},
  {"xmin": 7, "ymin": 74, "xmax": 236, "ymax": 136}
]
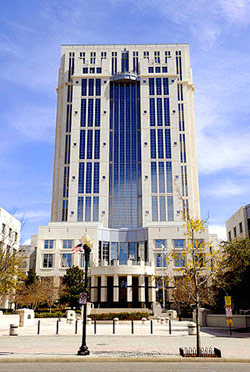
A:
[
  {"xmin": 91, "ymin": 308, "xmax": 152, "ymax": 314},
  {"xmin": 0, "ymin": 315, "xmax": 20, "ymax": 327},
  {"xmin": 206, "ymin": 314, "xmax": 250, "ymax": 328}
]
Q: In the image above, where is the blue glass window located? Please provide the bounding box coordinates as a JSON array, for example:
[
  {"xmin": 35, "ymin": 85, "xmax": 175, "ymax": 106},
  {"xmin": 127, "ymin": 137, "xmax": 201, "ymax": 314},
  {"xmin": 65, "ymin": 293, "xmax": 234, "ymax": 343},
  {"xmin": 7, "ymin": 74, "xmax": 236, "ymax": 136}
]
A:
[
  {"xmin": 155, "ymin": 66, "xmax": 161, "ymax": 73},
  {"xmin": 174, "ymin": 253, "xmax": 186, "ymax": 267},
  {"xmin": 151, "ymin": 162, "xmax": 157, "ymax": 193},
  {"xmin": 174, "ymin": 239, "xmax": 185, "ymax": 248},
  {"xmin": 85, "ymin": 163, "xmax": 92, "ymax": 193},
  {"xmin": 66, "ymin": 104, "xmax": 72, "ymax": 132},
  {"xmin": 95, "ymin": 99, "xmax": 101, "ymax": 127},
  {"xmin": 119, "ymin": 242, "xmax": 128, "ymax": 265},
  {"xmin": 87, "ymin": 130, "xmax": 93, "ymax": 159},
  {"xmin": 77, "ymin": 197, "xmax": 83, "ymax": 221},
  {"xmin": 82, "ymin": 67, "xmax": 88, "ymax": 74},
  {"xmin": 167, "ymin": 196, "xmax": 174, "ymax": 221},
  {"xmin": 150, "ymin": 98, "xmax": 155, "ymax": 126},
  {"xmin": 64, "ymin": 134, "xmax": 71, "ymax": 164},
  {"xmin": 61, "ymin": 253, "xmax": 72, "ymax": 268},
  {"xmin": 81, "ymin": 99, "xmax": 86, "ymax": 127},
  {"xmin": 165, "ymin": 129, "xmax": 171, "ymax": 159},
  {"xmin": 128, "ymin": 242, "xmax": 136, "ymax": 260},
  {"xmin": 164, "ymin": 98, "xmax": 170, "ymax": 126},
  {"xmin": 93, "ymin": 163, "xmax": 99, "ymax": 193},
  {"xmin": 88, "ymin": 99, "xmax": 93, "ymax": 126},
  {"xmin": 149, "ymin": 78, "xmax": 154, "ymax": 95},
  {"xmin": 122, "ymin": 51, "xmax": 129, "ymax": 72},
  {"xmin": 150, "ymin": 129, "xmax": 156, "ymax": 159},
  {"xmin": 79, "ymin": 130, "xmax": 85, "ymax": 159},
  {"xmin": 158, "ymin": 162, "xmax": 165, "ymax": 193},
  {"xmin": 63, "ymin": 240, "xmax": 72, "ymax": 249},
  {"xmin": 166, "ymin": 162, "xmax": 173, "ymax": 193},
  {"xmin": 96, "ymin": 79, "xmax": 101, "ymax": 96},
  {"xmin": 163, "ymin": 78, "xmax": 169, "ymax": 95},
  {"xmin": 157, "ymin": 98, "xmax": 163, "ymax": 126},
  {"xmin": 156, "ymin": 78, "xmax": 162, "ymax": 95},
  {"xmin": 85, "ymin": 197, "xmax": 91, "ymax": 221},
  {"xmin": 158, "ymin": 129, "xmax": 164, "ymax": 158},
  {"xmin": 159, "ymin": 196, "xmax": 166, "ymax": 221},
  {"xmin": 93, "ymin": 196, "xmax": 99, "ymax": 221},
  {"xmin": 94, "ymin": 130, "xmax": 100, "ymax": 159},
  {"xmin": 152, "ymin": 196, "xmax": 158, "ymax": 221},
  {"xmin": 111, "ymin": 242, "xmax": 118, "ymax": 260},
  {"xmin": 97, "ymin": 67, "xmax": 102, "ymax": 73},
  {"xmin": 78, "ymin": 162, "xmax": 84, "ymax": 193},
  {"xmin": 89, "ymin": 79, "xmax": 94, "ymax": 96},
  {"xmin": 156, "ymin": 254, "xmax": 166, "ymax": 267},
  {"xmin": 155, "ymin": 239, "xmax": 166, "ymax": 249},
  {"xmin": 148, "ymin": 67, "xmax": 154, "ymax": 73},
  {"xmin": 81, "ymin": 79, "xmax": 87, "ymax": 96},
  {"xmin": 90, "ymin": 67, "xmax": 95, "ymax": 74},
  {"xmin": 162, "ymin": 66, "xmax": 168, "ymax": 73},
  {"xmin": 44, "ymin": 240, "xmax": 54, "ymax": 249}
]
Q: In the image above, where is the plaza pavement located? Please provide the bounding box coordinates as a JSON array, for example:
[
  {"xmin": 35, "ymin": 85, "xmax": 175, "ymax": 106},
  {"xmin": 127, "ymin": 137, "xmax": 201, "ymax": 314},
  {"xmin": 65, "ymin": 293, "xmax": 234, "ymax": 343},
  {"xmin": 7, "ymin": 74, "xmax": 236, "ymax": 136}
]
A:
[{"xmin": 0, "ymin": 319, "xmax": 250, "ymax": 363}]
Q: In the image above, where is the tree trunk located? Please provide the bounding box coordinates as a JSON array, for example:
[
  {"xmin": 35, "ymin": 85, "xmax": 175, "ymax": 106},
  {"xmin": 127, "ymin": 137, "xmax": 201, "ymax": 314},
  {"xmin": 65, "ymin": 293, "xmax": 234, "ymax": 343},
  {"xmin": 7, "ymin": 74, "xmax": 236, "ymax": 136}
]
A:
[{"xmin": 195, "ymin": 304, "xmax": 201, "ymax": 357}]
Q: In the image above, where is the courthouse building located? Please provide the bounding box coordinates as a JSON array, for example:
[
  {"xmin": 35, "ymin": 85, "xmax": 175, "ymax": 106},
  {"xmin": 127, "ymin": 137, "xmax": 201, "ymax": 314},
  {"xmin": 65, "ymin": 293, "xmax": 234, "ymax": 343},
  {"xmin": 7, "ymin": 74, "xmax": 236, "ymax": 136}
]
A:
[{"xmin": 34, "ymin": 44, "xmax": 213, "ymax": 309}]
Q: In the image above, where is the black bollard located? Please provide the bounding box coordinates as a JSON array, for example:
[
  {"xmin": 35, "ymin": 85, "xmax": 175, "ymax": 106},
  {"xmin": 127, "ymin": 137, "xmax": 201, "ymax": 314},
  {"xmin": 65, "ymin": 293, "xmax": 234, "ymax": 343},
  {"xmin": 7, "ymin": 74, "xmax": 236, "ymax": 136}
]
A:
[
  {"xmin": 37, "ymin": 320, "xmax": 40, "ymax": 335},
  {"xmin": 150, "ymin": 319, "xmax": 153, "ymax": 334},
  {"xmin": 75, "ymin": 320, "xmax": 78, "ymax": 334},
  {"xmin": 56, "ymin": 319, "xmax": 59, "ymax": 335},
  {"xmin": 131, "ymin": 320, "xmax": 134, "ymax": 334},
  {"xmin": 113, "ymin": 319, "xmax": 115, "ymax": 334},
  {"xmin": 94, "ymin": 320, "xmax": 96, "ymax": 335},
  {"xmin": 169, "ymin": 319, "xmax": 172, "ymax": 334}
]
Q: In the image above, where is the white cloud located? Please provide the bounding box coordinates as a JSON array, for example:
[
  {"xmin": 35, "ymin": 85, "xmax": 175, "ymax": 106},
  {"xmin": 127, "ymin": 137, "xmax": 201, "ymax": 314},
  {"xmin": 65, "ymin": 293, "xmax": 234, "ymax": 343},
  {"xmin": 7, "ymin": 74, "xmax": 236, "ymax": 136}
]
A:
[
  {"xmin": 204, "ymin": 180, "xmax": 248, "ymax": 198},
  {"xmin": 209, "ymin": 224, "xmax": 227, "ymax": 241},
  {"xmin": 22, "ymin": 239, "xmax": 31, "ymax": 245},
  {"xmin": 15, "ymin": 210, "xmax": 50, "ymax": 219}
]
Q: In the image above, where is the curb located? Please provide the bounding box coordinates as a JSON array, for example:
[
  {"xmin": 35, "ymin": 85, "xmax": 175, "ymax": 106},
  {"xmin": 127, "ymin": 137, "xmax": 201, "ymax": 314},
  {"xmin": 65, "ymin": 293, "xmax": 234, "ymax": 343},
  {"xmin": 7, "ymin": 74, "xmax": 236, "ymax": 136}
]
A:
[{"xmin": 0, "ymin": 356, "xmax": 250, "ymax": 363}]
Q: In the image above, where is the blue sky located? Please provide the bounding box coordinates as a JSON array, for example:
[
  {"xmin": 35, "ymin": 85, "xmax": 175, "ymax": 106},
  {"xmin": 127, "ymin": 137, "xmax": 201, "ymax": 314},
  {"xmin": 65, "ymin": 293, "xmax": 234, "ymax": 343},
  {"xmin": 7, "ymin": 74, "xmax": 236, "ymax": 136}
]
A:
[{"xmin": 1, "ymin": 0, "xmax": 250, "ymax": 243}]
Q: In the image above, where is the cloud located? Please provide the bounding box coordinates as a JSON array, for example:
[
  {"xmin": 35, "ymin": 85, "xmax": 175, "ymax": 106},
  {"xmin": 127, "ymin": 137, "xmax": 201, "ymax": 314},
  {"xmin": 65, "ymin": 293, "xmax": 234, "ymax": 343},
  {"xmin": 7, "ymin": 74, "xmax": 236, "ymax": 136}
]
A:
[
  {"xmin": 22, "ymin": 239, "xmax": 31, "ymax": 245},
  {"xmin": 204, "ymin": 180, "xmax": 248, "ymax": 198},
  {"xmin": 208, "ymin": 224, "xmax": 227, "ymax": 241},
  {"xmin": 15, "ymin": 210, "xmax": 50, "ymax": 220}
]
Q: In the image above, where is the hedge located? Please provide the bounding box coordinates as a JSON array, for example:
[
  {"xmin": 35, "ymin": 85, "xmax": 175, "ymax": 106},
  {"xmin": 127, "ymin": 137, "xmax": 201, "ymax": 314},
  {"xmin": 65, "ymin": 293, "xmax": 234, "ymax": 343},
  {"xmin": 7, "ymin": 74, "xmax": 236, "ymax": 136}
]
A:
[
  {"xmin": 89, "ymin": 312, "xmax": 149, "ymax": 320},
  {"xmin": 35, "ymin": 311, "xmax": 65, "ymax": 318}
]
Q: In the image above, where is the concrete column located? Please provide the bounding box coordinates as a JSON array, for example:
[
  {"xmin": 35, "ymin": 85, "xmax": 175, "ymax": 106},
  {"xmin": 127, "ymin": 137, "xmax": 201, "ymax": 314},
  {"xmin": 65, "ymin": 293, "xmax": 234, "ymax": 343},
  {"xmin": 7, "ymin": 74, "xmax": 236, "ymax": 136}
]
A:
[
  {"xmin": 148, "ymin": 275, "xmax": 156, "ymax": 303},
  {"xmin": 138, "ymin": 275, "xmax": 145, "ymax": 303},
  {"xmin": 100, "ymin": 275, "xmax": 107, "ymax": 302},
  {"xmin": 90, "ymin": 275, "xmax": 98, "ymax": 303},
  {"xmin": 113, "ymin": 274, "xmax": 119, "ymax": 302},
  {"xmin": 127, "ymin": 275, "xmax": 132, "ymax": 302}
]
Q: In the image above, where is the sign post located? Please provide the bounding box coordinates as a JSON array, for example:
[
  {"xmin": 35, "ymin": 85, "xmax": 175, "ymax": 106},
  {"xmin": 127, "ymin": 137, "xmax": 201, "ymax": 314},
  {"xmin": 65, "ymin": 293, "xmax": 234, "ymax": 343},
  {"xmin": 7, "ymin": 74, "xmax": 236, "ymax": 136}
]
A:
[{"xmin": 224, "ymin": 296, "xmax": 233, "ymax": 335}]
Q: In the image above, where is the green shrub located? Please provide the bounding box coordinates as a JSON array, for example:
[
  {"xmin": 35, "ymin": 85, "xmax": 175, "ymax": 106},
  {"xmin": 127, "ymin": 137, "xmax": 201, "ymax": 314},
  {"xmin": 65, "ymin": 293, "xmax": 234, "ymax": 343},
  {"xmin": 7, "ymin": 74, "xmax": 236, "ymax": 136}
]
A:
[
  {"xmin": 35, "ymin": 311, "xmax": 65, "ymax": 318},
  {"xmin": 89, "ymin": 312, "xmax": 149, "ymax": 320}
]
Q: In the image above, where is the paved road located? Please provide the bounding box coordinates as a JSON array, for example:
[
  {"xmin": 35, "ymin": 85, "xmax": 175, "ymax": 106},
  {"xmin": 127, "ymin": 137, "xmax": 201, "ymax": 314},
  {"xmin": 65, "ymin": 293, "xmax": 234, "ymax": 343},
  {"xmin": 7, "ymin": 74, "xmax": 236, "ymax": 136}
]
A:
[{"xmin": 0, "ymin": 362, "xmax": 249, "ymax": 372}]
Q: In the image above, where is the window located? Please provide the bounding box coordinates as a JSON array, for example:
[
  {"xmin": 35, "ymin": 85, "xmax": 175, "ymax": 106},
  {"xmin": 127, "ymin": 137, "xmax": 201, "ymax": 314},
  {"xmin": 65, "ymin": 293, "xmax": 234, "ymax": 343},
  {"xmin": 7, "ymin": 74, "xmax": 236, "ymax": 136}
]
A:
[
  {"xmin": 195, "ymin": 253, "xmax": 205, "ymax": 268},
  {"xmin": 93, "ymin": 196, "xmax": 99, "ymax": 221},
  {"xmin": 143, "ymin": 51, "xmax": 149, "ymax": 60},
  {"xmin": 93, "ymin": 163, "xmax": 100, "ymax": 193},
  {"xmin": 77, "ymin": 197, "xmax": 84, "ymax": 221},
  {"xmin": 228, "ymin": 231, "xmax": 231, "ymax": 241},
  {"xmin": 101, "ymin": 51, "xmax": 107, "ymax": 60},
  {"xmin": 167, "ymin": 196, "xmax": 174, "ymax": 221},
  {"xmin": 154, "ymin": 51, "xmax": 160, "ymax": 63},
  {"xmin": 90, "ymin": 67, "xmax": 95, "ymax": 74},
  {"xmin": 173, "ymin": 239, "xmax": 185, "ymax": 249},
  {"xmin": 63, "ymin": 240, "xmax": 72, "ymax": 249},
  {"xmin": 96, "ymin": 79, "xmax": 101, "ymax": 96},
  {"xmin": 89, "ymin": 79, "xmax": 94, "ymax": 96},
  {"xmin": 239, "ymin": 222, "xmax": 243, "ymax": 234},
  {"xmin": 156, "ymin": 78, "xmax": 162, "ymax": 95},
  {"xmin": 2, "ymin": 223, "xmax": 6, "ymax": 235},
  {"xmin": 150, "ymin": 98, "xmax": 155, "ymax": 126},
  {"xmin": 85, "ymin": 163, "xmax": 92, "ymax": 193},
  {"xmin": 97, "ymin": 67, "xmax": 102, "ymax": 73},
  {"xmin": 155, "ymin": 66, "xmax": 161, "ymax": 73},
  {"xmin": 121, "ymin": 50, "xmax": 129, "ymax": 72},
  {"xmin": 150, "ymin": 129, "xmax": 156, "ymax": 158},
  {"xmin": 128, "ymin": 242, "xmax": 136, "ymax": 260},
  {"xmin": 85, "ymin": 196, "xmax": 91, "ymax": 221},
  {"xmin": 79, "ymin": 130, "xmax": 85, "ymax": 159},
  {"xmin": 162, "ymin": 66, "xmax": 167, "ymax": 73},
  {"xmin": 157, "ymin": 99, "xmax": 163, "ymax": 126},
  {"xmin": 148, "ymin": 67, "xmax": 154, "ymax": 73},
  {"xmin": 149, "ymin": 78, "xmax": 154, "ymax": 95},
  {"xmin": 151, "ymin": 162, "xmax": 157, "ymax": 193},
  {"xmin": 44, "ymin": 240, "xmax": 54, "ymax": 249},
  {"xmin": 111, "ymin": 242, "xmax": 118, "ymax": 260},
  {"xmin": 119, "ymin": 242, "xmax": 128, "ymax": 264},
  {"xmin": 83, "ymin": 68, "xmax": 88, "ymax": 74},
  {"xmin": 234, "ymin": 226, "xmax": 237, "ymax": 237},
  {"xmin": 81, "ymin": 99, "xmax": 86, "ymax": 127},
  {"xmin": 156, "ymin": 254, "xmax": 166, "ymax": 267},
  {"xmin": 166, "ymin": 162, "xmax": 173, "ymax": 193},
  {"xmin": 43, "ymin": 254, "xmax": 53, "ymax": 268},
  {"xmin": 80, "ymin": 52, "xmax": 85, "ymax": 64},
  {"xmin": 90, "ymin": 51, "xmax": 96, "ymax": 64},
  {"xmin": 155, "ymin": 239, "xmax": 166, "ymax": 249},
  {"xmin": 61, "ymin": 253, "xmax": 72, "ymax": 268},
  {"xmin": 174, "ymin": 253, "xmax": 186, "ymax": 267},
  {"xmin": 152, "ymin": 196, "xmax": 158, "ymax": 221},
  {"xmin": 95, "ymin": 99, "xmax": 101, "ymax": 127},
  {"xmin": 81, "ymin": 79, "xmax": 87, "ymax": 96},
  {"xmin": 103, "ymin": 241, "xmax": 110, "ymax": 262},
  {"xmin": 87, "ymin": 130, "xmax": 93, "ymax": 158},
  {"xmin": 80, "ymin": 254, "xmax": 85, "ymax": 268}
]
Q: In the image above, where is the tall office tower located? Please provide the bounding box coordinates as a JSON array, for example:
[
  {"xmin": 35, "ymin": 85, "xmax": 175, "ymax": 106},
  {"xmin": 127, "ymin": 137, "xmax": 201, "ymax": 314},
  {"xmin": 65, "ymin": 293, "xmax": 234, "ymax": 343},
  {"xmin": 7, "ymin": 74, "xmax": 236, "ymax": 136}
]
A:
[{"xmin": 35, "ymin": 44, "xmax": 211, "ymax": 309}]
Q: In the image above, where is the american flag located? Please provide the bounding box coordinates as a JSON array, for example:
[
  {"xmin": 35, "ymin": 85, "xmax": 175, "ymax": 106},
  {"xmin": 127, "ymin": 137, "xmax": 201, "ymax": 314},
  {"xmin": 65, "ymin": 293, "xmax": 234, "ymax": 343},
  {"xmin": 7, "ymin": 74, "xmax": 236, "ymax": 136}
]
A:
[{"xmin": 72, "ymin": 243, "xmax": 84, "ymax": 254}]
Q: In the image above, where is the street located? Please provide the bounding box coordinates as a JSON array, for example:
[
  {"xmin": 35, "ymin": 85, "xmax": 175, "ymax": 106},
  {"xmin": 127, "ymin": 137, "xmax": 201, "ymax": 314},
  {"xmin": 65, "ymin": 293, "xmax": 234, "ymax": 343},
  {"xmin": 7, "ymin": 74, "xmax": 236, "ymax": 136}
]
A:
[{"xmin": 0, "ymin": 362, "xmax": 249, "ymax": 372}]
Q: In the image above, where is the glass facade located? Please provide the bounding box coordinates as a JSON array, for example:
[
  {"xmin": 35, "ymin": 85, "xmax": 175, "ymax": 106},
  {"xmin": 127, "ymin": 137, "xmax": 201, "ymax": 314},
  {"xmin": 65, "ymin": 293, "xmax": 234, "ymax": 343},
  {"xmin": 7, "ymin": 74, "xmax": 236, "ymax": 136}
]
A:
[{"xmin": 109, "ymin": 81, "xmax": 142, "ymax": 228}]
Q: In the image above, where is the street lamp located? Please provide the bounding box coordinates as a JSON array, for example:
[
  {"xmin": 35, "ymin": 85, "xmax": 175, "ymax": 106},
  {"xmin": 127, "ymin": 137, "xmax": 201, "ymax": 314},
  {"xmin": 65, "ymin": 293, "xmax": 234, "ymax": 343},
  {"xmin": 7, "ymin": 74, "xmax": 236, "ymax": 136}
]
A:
[
  {"xmin": 161, "ymin": 244, "xmax": 166, "ymax": 310},
  {"xmin": 74, "ymin": 233, "xmax": 93, "ymax": 356}
]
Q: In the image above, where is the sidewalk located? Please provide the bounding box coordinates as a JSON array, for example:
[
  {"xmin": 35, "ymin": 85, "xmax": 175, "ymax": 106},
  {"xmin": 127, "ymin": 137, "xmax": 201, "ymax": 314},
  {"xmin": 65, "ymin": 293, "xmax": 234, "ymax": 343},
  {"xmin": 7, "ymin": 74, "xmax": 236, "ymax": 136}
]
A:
[{"xmin": 0, "ymin": 320, "xmax": 250, "ymax": 363}]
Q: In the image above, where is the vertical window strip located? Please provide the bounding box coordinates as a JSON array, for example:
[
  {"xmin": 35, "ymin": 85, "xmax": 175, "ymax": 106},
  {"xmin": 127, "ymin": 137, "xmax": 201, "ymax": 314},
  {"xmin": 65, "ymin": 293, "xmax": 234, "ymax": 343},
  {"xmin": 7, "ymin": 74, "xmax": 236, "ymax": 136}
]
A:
[
  {"xmin": 183, "ymin": 134, "xmax": 186, "ymax": 162},
  {"xmin": 96, "ymin": 79, "xmax": 101, "ymax": 96},
  {"xmin": 164, "ymin": 98, "xmax": 170, "ymax": 126},
  {"xmin": 66, "ymin": 104, "xmax": 72, "ymax": 132},
  {"xmin": 95, "ymin": 99, "xmax": 101, "ymax": 127},
  {"xmin": 82, "ymin": 79, "xmax": 87, "ymax": 96},
  {"xmin": 163, "ymin": 78, "xmax": 169, "ymax": 95},
  {"xmin": 93, "ymin": 163, "xmax": 100, "ymax": 193},
  {"xmin": 85, "ymin": 163, "xmax": 92, "ymax": 193},
  {"xmin": 184, "ymin": 165, "xmax": 188, "ymax": 196},
  {"xmin": 152, "ymin": 196, "xmax": 158, "ymax": 221},
  {"xmin": 64, "ymin": 134, "xmax": 71, "ymax": 164},
  {"xmin": 157, "ymin": 129, "xmax": 164, "ymax": 158},
  {"xmin": 62, "ymin": 199, "xmax": 68, "ymax": 221},
  {"xmin": 93, "ymin": 196, "xmax": 99, "ymax": 221},
  {"xmin": 85, "ymin": 197, "xmax": 91, "ymax": 221},
  {"xmin": 89, "ymin": 79, "xmax": 94, "ymax": 96},
  {"xmin": 81, "ymin": 99, "xmax": 86, "ymax": 127},
  {"xmin": 87, "ymin": 130, "xmax": 93, "ymax": 159},
  {"xmin": 165, "ymin": 129, "xmax": 171, "ymax": 159},
  {"xmin": 159, "ymin": 196, "xmax": 166, "ymax": 221},
  {"xmin": 63, "ymin": 166, "xmax": 69, "ymax": 197},
  {"xmin": 166, "ymin": 162, "xmax": 173, "ymax": 193},
  {"xmin": 77, "ymin": 197, "xmax": 84, "ymax": 221},
  {"xmin": 150, "ymin": 129, "xmax": 156, "ymax": 159},
  {"xmin": 156, "ymin": 78, "xmax": 162, "ymax": 95},
  {"xmin": 94, "ymin": 130, "xmax": 100, "ymax": 159},
  {"xmin": 79, "ymin": 130, "xmax": 85, "ymax": 159},
  {"xmin": 78, "ymin": 163, "xmax": 85, "ymax": 193},
  {"xmin": 181, "ymin": 166, "xmax": 185, "ymax": 196},
  {"xmin": 88, "ymin": 99, "xmax": 93, "ymax": 127},
  {"xmin": 157, "ymin": 98, "xmax": 163, "ymax": 126},
  {"xmin": 158, "ymin": 162, "xmax": 165, "ymax": 193},
  {"xmin": 167, "ymin": 196, "xmax": 174, "ymax": 221},
  {"xmin": 151, "ymin": 162, "xmax": 157, "ymax": 193},
  {"xmin": 149, "ymin": 78, "xmax": 154, "ymax": 95},
  {"xmin": 150, "ymin": 98, "xmax": 155, "ymax": 126},
  {"xmin": 109, "ymin": 131, "xmax": 113, "ymax": 162}
]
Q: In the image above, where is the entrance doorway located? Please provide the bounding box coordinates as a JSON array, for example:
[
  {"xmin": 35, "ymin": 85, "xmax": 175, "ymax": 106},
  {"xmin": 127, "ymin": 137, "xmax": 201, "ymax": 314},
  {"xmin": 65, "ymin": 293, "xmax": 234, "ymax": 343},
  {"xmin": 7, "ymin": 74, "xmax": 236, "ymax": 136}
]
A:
[{"xmin": 119, "ymin": 276, "xmax": 127, "ymax": 306}]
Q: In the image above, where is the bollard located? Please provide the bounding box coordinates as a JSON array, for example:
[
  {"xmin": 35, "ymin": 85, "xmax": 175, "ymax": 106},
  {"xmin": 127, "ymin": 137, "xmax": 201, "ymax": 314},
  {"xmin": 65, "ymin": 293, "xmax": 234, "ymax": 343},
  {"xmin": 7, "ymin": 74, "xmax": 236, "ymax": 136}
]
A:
[
  {"xmin": 37, "ymin": 320, "xmax": 40, "ymax": 335},
  {"xmin": 169, "ymin": 319, "xmax": 172, "ymax": 334},
  {"xmin": 113, "ymin": 319, "xmax": 115, "ymax": 334},
  {"xmin": 9, "ymin": 324, "xmax": 18, "ymax": 336},
  {"xmin": 150, "ymin": 319, "xmax": 153, "ymax": 334},
  {"xmin": 75, "ymin": 320, "xmax": 78, "ymax": 334},
  {"xmin": 94, "ymin": 319, "xmax": 96, "ymax": 334},
  {"xmin": 56, "ymin": 319, "xmax": 59, "ymax": 335},
  {"xmin": 131, "ymin": 320, "xmax": 134, "ymax": 334}
]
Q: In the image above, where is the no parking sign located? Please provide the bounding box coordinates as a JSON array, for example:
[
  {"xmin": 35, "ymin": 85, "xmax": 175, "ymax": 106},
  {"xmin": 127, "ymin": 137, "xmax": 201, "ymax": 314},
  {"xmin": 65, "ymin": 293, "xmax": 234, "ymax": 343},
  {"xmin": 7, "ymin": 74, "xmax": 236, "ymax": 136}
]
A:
[{"xmin": 79, "ymin": 291, "xmax": 87, "ymax": 305}]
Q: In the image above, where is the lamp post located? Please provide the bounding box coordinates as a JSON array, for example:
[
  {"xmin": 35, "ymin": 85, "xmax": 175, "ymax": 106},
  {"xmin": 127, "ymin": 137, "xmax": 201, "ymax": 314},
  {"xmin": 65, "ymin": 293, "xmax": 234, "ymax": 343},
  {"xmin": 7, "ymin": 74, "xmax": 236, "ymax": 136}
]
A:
[
  {"xmin": 76, "ymin": 233, "xmax": 92, "ymax": 356},
  {"xmin": 161, "ymin": 244, "xmax": 166, "ymax": 310}
]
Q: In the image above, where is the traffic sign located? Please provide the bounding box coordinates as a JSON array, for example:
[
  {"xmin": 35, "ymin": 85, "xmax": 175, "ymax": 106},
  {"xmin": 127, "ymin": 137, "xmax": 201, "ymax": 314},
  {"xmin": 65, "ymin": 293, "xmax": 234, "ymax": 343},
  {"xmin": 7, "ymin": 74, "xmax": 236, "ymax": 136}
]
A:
[
  {"xmin": 79, "ymin": 291, "xmax": 87, "ymax": 305},
  {"xmin": 226, "ymin": 317, "xmax": 233, "ymax": 327},
  {"xmin": 224, "ymin": 296, "xmax": 231, "ymax": 307},
  {"xmin": 225, "ymin": 306, "xmax": 232, "ymax": 317}
]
